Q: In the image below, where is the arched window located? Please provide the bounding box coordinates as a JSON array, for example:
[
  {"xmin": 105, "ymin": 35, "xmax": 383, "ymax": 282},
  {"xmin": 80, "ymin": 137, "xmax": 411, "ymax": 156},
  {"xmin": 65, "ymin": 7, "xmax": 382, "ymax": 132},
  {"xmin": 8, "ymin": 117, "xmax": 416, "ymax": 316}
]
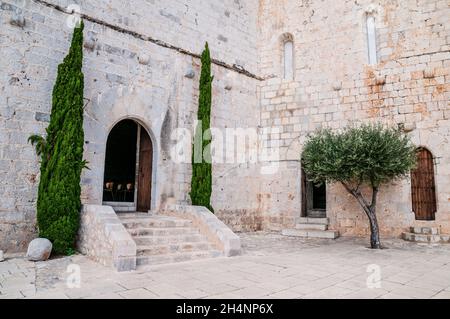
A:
[
  {"xmin": 411, "ymin": 148, "xmax": 437, "ymax": 221},
  {"xmin": 366, "ymin": 15, "xmax": 378, "ymax": 65},
  {"xmin": 281, "ymin": 33, "xmax": 294, "ymax": 80}
]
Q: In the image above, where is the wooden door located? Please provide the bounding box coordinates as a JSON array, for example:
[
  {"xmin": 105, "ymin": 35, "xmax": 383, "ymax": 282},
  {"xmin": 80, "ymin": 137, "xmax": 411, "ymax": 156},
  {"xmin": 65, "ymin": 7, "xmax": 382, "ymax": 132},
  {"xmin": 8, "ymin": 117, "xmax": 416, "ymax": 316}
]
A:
[
  {"xmin": 137, "ymin": 128, "xmax": 153, "ymax": 212},
  {"xmin": 301, "ymin": 168, "xmax": 308, "ymax": 217},
  {"xmin": 411, "ymin": 148, "xmax": 437, "ymax": 221}
]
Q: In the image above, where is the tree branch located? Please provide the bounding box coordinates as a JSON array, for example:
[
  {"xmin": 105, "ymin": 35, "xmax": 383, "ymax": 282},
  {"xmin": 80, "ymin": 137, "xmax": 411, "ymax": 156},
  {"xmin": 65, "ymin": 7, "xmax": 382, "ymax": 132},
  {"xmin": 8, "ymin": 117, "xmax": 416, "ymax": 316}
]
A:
[
  {"xmin": 355, "ymin": 175, "xmax": 363, "ymax": 193},
  {"xmin": 341, "ymin": 182, "xmax": 371, "ymax": 212}
]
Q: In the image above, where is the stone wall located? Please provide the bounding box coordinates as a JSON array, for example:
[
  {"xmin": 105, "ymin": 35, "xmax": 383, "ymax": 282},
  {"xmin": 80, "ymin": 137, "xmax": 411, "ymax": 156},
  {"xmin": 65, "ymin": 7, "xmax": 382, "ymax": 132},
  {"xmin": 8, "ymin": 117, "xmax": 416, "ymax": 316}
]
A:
[
  {"xmin": 78, "ymin": 205, "xmax": 136, "ymax": 272},
  {"xmin": 1, "ymin": 0, "xmax": 449, "ymax": 251},
  {"xmin": 0, "ymin": 0, "xmax": 262, "ymax": 252},
  {"xmin": 258, "ymin": 0, "xmax": 450, "ymax": 236}
]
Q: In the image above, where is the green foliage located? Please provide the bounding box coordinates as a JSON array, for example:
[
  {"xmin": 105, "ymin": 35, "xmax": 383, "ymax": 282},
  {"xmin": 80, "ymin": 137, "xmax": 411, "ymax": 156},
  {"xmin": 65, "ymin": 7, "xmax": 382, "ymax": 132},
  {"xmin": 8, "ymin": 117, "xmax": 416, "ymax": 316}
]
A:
[
  {"xmin": 302, "ymin": 124, "xmax": 417, "ymax": 188},
  {"xmin": 302, "ymin": 124, "xmax": 417, "ymax": 249},
  {"xmin": 29, "ymin": 22, "xmax": 86, "ymax": 255},
  {"xmin": 28, "ymin": 135, "xmax": 46, "ymax": 157},
  {"xmin": 190, "ymin": 43, "xmax": 214, "ymax": 212}
]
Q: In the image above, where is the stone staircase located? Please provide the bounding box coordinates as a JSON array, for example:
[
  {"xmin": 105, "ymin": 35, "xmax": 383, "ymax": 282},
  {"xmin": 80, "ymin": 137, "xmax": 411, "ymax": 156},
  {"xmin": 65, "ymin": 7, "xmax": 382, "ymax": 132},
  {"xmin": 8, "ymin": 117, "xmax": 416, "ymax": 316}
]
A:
[
  {"xmin": 119, "ymin": 213, "xmax": 222, "ymax": 267},
  {"xmin": 282, "ymin": 217, "xmax": 339, "ymax": 239},
  {"xmin": 402, "ymin": 227, "xmax": 450, "ymax": 244}
]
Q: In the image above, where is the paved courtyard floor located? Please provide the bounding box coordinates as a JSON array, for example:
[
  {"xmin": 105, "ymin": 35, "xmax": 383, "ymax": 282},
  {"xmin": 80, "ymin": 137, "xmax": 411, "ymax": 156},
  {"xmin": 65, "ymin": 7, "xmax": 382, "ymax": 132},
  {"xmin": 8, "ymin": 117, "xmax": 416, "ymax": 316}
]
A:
[{"xmin": 1, "ymin": 232, "xmax": 450, "ymax": 299}]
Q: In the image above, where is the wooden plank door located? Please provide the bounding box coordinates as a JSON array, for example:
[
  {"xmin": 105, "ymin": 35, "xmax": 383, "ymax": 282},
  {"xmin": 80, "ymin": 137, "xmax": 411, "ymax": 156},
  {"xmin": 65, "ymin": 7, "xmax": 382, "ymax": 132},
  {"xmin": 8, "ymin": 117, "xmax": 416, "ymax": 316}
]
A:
[
  {"xmin": 411, "ymin": 148, "xmax": 437, "ymax": 221},
  {"xmin": 137, "ymin": 128, "xmax": 153, "ymax": 212},
  {"xmin": 301, "ymin": 168, "xmax": 308, "ymax": 217}
]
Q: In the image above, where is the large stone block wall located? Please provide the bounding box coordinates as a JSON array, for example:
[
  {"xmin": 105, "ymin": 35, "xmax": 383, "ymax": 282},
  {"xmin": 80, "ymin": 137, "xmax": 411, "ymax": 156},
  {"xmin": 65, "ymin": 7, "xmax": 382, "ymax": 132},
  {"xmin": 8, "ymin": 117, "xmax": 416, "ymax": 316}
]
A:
[
  {"xmin": 0, "ymin": 0, "xmax": 262, "ymax": 252},
  {"xmin": 1, "ymin": 0, "xmax": 449, "ymax": 252},
  {"xmin": 258, "ymin": 0, "xmax": 450, "ymax": 236}
]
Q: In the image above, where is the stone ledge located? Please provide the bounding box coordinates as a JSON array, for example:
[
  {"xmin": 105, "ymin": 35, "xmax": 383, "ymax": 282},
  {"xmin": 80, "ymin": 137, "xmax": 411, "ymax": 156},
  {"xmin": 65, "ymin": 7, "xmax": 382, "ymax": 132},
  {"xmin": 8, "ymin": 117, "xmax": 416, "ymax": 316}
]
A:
[
  {"xmin": 78, "ymin": 205, "xmax": 136, "ymax": 272},
  {"xmin": 162, "ymin": 205, "xmax": 241, "ymax": 257}
]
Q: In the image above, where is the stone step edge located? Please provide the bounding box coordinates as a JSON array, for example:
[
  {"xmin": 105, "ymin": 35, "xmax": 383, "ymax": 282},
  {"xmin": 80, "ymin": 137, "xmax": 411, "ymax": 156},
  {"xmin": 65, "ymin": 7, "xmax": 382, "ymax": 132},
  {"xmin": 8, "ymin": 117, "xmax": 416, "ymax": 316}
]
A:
[
  {"xmin": 402, "ymin": 232, "xmax": 450, "ymax": 243},
  {"xmin": 122, "ymin": 221, "xmax": 193, "ymax": 229},
  {"xmin": 137, "ymin": 242, "xmax": 213, "ymax": 252},
  {"xmin": 282, "ymin": 228, "xmax": 340, "ymax": 239},
  {"xmin": 131, "ymin": 234, "xmax": 206, "ymax": 240},
  {"xmin": 120, "ymin": 216, "xmax": 192, "ymax": 222},
  {"xmin": 410, "ymin": 227, "xmax": 440, "ymax": 235},
  {"xmin": 297, "ymin": 217, "xmax": 329, "ymax": 225},
  {"xmin": 136, "ymin": 250, "xmax": 223, "ymax": 266},
  {"xmin": 296, "ymin": 224, "xmax": 328, "ymax": 231},
  {"xmin": 125, "ymin": 226, "xmax": 199, "ymax": 232}
]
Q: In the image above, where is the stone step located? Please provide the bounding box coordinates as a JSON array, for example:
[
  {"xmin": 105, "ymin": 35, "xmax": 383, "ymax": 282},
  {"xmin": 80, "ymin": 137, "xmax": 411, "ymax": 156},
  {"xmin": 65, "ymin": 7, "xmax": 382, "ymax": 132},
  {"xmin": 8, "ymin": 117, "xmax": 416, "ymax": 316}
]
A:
[
  {"xmin": 307, "ymin": 210, "xmax": 327, "ymax": 218},
  {"xmin": 117, "ymin": 212, "xmax": 153, "ymax": 218},
  {"xmin": 137, "ymin": 242, "xmax": 212, "ymax": 256},
  {"xmin": 127, "ymin": 227, "xmax": 200, "ymax": 237},
  {"xmin": 410, "ymin": 227, "xmax": 439, "ymax": 235},
  {"xmin": 133, "ymin": 234, "xmax": 206, "ymax": 246},
  {"xmin": 122, "ymin": 217, "xmax": 192, "ymax": 229},
  {"xmin": 402, "ymin": 232, "xmax": 450, "ymax": 244},
  {"xmin": 137, "ymin": 250, "xmax": 223, "ymax": 267},
  {"xmin": 282, "ymin": 228, "xmax": 339, "ymax": 239},
  {"xmin": 297, "ymin": 217, "xmax": 329, "ymax": 225},
  {"xmin": 296, "ymin": 223, "xmax": 328, "ymax": 231}
]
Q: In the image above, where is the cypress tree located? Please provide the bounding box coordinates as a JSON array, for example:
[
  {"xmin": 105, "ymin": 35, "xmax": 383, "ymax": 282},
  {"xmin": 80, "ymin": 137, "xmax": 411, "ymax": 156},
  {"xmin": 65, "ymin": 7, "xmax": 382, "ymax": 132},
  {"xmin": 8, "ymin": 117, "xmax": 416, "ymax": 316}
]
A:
[
  {"xmin": 29, "ymin": 22, "xmax": 86, "ymax": 254},
  {"xmin": 190, "ymin": 43, "xmax": 214, "ymax": 212}
]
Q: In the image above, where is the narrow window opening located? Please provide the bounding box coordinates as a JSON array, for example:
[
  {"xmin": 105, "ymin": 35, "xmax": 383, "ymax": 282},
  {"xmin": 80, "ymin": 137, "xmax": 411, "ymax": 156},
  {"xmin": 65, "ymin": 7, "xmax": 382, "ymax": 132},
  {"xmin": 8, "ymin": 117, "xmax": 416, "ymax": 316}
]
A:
[
  {"xmin": 283, "ymin": 40, "xmax": 294, "ymax": 80},
  {"xmin": 366, "ymin": 15, "xmax": 378, "ymax": 65}
]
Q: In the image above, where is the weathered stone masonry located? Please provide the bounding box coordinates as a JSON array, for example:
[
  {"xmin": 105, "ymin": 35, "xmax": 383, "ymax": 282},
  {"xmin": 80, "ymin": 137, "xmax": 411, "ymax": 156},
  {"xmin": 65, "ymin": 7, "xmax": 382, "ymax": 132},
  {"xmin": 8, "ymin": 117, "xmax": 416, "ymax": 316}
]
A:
[
  {"xmin": 0, "ymin": 0, "xmax": 449, "ymax": 252},
  {"xmin": 0, "ymin": 0, "xmax": 262, "ymax": 252},
  {"xmin": 258, "ymin": 0, "xmax": 449, "ymax": 236}
]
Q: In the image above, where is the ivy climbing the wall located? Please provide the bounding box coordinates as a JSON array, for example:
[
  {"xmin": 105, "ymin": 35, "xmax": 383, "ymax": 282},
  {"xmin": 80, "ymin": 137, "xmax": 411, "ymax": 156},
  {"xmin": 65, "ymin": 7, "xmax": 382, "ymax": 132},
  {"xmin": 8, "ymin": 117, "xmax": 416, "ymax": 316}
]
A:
[
  {"xmin": 29, "ymin": 21, "xmax": 86, "ymax": 255},
  {"xmin": 190, "ymin": 43, "xmax": 214, "ymax": 213}
]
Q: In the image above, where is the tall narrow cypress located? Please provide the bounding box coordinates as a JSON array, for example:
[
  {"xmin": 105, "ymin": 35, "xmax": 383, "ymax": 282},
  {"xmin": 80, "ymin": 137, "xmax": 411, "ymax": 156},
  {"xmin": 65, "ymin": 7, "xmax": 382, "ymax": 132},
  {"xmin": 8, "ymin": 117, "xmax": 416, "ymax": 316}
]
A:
[
  {"xmin": 29, "ymin": 22, "xmax": 86, "ymax": 254},
  {"xmin": 190, "ymin": 43, "xmax": 214, "ymax": 212}
]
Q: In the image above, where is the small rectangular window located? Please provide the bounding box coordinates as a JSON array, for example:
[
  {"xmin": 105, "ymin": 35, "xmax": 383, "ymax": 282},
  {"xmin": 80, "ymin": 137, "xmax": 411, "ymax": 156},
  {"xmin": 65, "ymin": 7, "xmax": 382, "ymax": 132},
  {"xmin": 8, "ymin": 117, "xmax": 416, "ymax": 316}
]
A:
[{"xmin": 366, "ymin": 15, "xmax": 378, "ymax": 65}]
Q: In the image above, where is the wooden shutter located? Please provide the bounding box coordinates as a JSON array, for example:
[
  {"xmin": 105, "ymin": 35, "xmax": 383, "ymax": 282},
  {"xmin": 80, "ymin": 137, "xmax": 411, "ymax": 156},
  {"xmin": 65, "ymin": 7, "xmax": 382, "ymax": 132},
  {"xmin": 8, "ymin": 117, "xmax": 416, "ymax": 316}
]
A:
[{"xmin": 411, "ymin": 148, "xmax": 437, "ymax": 221}]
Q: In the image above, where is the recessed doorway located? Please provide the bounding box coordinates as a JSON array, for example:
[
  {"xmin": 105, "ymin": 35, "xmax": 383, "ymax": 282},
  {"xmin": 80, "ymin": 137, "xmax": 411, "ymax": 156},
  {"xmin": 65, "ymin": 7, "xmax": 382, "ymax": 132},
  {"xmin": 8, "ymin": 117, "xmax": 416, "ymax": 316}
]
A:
[
  {"xmin": 301, "ymin": 168, "xmax": 327, "ymax": 218},
  {"xmin": 103, "ymin": 119, "xmax": 153, "ymax": 212}
]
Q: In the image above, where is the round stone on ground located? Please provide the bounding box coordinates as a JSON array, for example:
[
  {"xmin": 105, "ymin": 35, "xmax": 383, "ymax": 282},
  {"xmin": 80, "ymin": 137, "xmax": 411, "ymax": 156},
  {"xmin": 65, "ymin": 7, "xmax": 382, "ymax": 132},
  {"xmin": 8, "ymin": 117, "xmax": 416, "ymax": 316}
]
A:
[{"xmin": 27, "ymin": 238, "xmax": 53, "ymax": 261}]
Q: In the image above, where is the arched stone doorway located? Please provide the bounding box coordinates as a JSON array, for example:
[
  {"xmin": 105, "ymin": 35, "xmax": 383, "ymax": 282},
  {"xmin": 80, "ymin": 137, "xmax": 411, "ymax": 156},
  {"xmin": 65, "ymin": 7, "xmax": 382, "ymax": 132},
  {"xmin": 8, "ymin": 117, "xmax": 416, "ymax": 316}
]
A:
[{"xmin": 103, "ymin": 119, "xmax": 153, "ymax": 212}]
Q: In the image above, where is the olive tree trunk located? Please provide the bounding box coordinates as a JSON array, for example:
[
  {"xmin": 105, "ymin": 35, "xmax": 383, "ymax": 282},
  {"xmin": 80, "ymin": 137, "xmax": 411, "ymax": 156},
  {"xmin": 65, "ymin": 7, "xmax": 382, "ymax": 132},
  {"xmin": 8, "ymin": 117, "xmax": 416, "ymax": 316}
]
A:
[{"xmin": 342, "ymin": 183, "xmax": 382, "ymax": 249}]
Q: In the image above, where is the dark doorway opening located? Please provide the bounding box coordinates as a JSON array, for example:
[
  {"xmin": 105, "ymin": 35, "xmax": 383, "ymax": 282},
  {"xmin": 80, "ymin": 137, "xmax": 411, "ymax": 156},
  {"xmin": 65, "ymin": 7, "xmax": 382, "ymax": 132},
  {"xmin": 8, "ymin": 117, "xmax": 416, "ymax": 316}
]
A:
[
  {"xmin": 103, "ymin": 120, "xmax": 153, "ymax": 212},
  {"xmin": 103, "ymin": 120, "xmax": 138, "ymax": 203},
  {"xmin": 301, "ymin": 168, "xmax": 327, "ymax": 218}
]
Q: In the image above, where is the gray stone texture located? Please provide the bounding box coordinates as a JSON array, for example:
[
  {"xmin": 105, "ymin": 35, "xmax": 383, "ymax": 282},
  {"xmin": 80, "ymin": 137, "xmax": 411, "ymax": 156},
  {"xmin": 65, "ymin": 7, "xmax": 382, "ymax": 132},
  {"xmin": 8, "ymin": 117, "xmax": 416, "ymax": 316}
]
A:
[
  {"xmin": 0, "ymin": 0, "xmax": 449, "ymax": 252},
  {"xmin": 26, "ymin": 238, "xmax": 52, "ymax": 261}
]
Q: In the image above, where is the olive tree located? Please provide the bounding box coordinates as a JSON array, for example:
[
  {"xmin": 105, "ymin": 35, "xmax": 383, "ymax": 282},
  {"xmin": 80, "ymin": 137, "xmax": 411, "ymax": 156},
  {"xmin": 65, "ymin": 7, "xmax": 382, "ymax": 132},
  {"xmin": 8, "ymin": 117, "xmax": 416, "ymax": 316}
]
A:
[{"xmin": 302, "ymin": 124, "xmax": 417, "ymax": 249}]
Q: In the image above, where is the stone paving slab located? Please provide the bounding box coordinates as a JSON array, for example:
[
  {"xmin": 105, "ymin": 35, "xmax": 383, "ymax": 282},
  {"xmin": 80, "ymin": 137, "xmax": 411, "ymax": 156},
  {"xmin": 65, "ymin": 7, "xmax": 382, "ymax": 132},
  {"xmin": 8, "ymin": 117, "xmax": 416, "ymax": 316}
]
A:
[{"xmin": 1, "ymin": 233, "xmax": 450, "ymax": 299}]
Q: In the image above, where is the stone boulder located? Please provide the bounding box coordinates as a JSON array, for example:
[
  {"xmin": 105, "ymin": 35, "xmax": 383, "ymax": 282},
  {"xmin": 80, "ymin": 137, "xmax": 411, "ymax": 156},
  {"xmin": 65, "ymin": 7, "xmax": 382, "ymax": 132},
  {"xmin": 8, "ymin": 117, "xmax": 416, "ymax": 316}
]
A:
[
  {"xmin": 0, "ymin": 250, "xmax": 4, "ymax": 262},
  {"xmin": 26, "ymin": 238, "xmax": 53, "ymax": 261}
]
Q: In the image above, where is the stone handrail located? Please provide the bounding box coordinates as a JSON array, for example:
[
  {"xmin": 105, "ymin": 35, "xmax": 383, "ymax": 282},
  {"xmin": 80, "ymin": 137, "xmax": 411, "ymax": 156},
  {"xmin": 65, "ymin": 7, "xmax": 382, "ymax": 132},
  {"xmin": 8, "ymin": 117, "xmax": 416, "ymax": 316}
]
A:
[{"xmin": 78, "ymin": 205, "xmax": 136, "ymax": 272}]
